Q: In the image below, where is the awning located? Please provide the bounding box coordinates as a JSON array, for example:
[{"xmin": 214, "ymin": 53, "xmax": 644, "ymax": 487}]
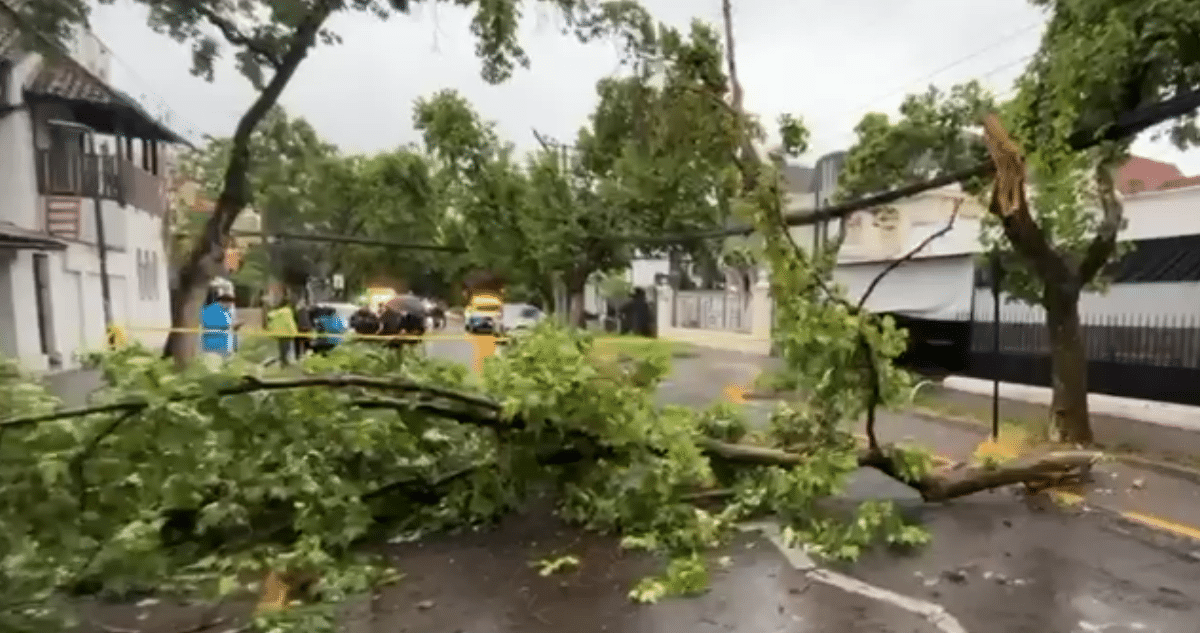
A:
[
  {"xmin": 24, "ymin": 59, "xmax": 189, "ymax": 145},
  {"xmin": 0, "ymin": 222, "xmax": 68, "ymax": 251},
  {"xmin": 833, "ymin": 254, "xmax": 975, "ymax": 320}
]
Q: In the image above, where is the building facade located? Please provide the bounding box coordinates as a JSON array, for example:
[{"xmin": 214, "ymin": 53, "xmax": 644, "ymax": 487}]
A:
[{"xmin": 0, "ymin": 16, "xmax": 184, "ymax": 370}]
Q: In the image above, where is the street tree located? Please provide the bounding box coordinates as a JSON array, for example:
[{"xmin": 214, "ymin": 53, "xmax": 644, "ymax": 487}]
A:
[
  {"xmin": 176, "ymin": 106, "xmax": 338, "ymax": 297},
  {"xmin": 411, "ymin": 89, "xmax": 550, "ymax": 304},
  {"xmin": 15, "ymin": 0, "xmax": 657, "ymax": 363},
  {"xmin": 836, "ymin": 0, "xmax": 1200, "ymax": 444},
  {"xmin": 0, "ymin": 5, "xmax": 1117, "ymax": 631},
  {"xmin": 327, "ymin": 148, "xmax": 454, "ymax": 297},
  {"xmin": 414, "ymin": 20, "xmax": 747, "ymax": 324}
]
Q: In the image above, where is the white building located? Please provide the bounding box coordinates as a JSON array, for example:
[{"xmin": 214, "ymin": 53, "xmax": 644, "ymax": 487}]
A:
[{"xmin": 0, "ymin": 20, "xmax": 183, "ymax": 370}]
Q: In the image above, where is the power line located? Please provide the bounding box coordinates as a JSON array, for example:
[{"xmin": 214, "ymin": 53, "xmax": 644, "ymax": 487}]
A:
[
  {"xmin": 806, "ymin": 52, "xmax": 1035, "ymax": 155},
  {"xmin": 624, "ymin": 85, "xmax": 1200, "ymax": 244},
  {"xmin": 844, "ymin": 22, "xmax": 1039, "ymax": 116}
]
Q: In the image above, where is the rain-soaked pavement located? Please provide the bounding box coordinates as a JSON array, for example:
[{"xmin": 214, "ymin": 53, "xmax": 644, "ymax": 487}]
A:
[{"xmin": 62, "ymin": 336, "xmax": 1200, "ymax": 632}]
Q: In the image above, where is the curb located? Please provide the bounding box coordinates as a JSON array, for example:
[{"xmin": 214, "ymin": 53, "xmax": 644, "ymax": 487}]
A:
[{"xmin": 904, "ymin": 406, "xmax": 1200, "ymax": 487}]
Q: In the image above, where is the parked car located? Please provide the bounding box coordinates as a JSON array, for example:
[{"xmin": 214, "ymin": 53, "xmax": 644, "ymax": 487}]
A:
[{"xmin": 500, "ymin": 303, "xmax": 543, "ymax": 335}]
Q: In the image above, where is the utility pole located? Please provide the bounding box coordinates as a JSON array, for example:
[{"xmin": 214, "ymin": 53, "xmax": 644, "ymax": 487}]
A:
[{"xmin": 531, "ymin": 128, "xmax": 578, "ymax": 321}]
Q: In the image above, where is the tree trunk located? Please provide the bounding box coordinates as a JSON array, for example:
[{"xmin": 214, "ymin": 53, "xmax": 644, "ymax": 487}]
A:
[
  {"xmin": 566, "ymin": 271, "xmax": 588, "ymax": 328},
  {"xmin": 1044, "ymin": 286, "xmax": 1094, "ymax": 444},
  {"xmin": 161, "ymin": 7, "xmax": 331, "ymax": 366}
]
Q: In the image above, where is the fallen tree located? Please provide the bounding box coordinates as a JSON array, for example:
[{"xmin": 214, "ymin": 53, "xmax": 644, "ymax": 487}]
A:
[
  {"xmin": 0, "ymin": 7, "xmax": 1111, "ymax": 633},
  {"xmin": 0, "ymin": 311, "xmax": 1100, "ymax": 631}
]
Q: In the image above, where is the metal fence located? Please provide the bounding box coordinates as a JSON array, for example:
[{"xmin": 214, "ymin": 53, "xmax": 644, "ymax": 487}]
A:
[
  {"xmin": 958, "ymin": 311, "xmax": 1200, "ymax": 406},
  {"xmin": 672, "ymin": 290, "xmax": 751, "ymax": 333}
]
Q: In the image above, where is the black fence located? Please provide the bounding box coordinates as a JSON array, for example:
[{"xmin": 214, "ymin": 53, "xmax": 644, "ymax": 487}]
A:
[{"xmin": 958, "ymin": 313, "xmax": 1200, "ymax": 406}]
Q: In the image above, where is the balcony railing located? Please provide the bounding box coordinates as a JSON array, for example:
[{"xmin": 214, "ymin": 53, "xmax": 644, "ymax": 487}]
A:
[
  {"xmin": 119, "ymin": 157, "xmax": 166, "ymax": 215},
  {"xmin": 35, "ymin": 149, "xmax": 166, "ymax": 216},
  {"xmin": 36, "ymin": 150, "xmax": 120, "ymax": 199}
]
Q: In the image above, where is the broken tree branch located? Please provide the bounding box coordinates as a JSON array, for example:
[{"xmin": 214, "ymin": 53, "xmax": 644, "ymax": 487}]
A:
[
  {"xmin": 0, "ymin": 374, "xmax": 497, "ymax": 431},
  {"xmin": 980, "ymin": 114, "xmax": 1074, "ymax": 286},
  {"xmin": 700, "ymin": 437, "xmax": 1102, "ymax": 503}
]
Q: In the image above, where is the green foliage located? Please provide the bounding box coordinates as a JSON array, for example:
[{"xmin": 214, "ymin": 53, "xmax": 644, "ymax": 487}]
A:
[
  {"xmin": 0, "ymin": 307, "xmax": 931, "ymax": 631},
  {"xmin": 837, "ymin": 82, "xmax": 997, "ymax": 202},
  {"xmin": 20, "ymin": 0, "xmax": 651, "ymax": 88},
  {"xmin": 839, "ymin": 0, "xmax": 1200, "ymax": 305},
  {"xmin": 413, "ymin": 18, "xmax": 742, "ymax": 314}
]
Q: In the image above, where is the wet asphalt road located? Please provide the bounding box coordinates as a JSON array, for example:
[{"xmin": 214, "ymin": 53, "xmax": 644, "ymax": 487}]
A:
[
  {"xmin": 52, "ymin": 335, "xmax": 1200, "ymax": 632},
  {"xmin": 418, "ymin": 337, "xmax": 1200, "ymax": 633}
]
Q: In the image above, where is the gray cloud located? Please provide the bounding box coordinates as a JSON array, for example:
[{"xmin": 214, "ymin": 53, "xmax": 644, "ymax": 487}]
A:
[{"xmin": 89, "ymin": 0, "xmax": 1198, "ymax": 173}]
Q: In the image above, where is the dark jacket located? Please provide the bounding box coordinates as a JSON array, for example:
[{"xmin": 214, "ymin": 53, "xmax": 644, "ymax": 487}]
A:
[{"xmin": 295, "ymin": 306, "xmax": 313, "ymax": 332}]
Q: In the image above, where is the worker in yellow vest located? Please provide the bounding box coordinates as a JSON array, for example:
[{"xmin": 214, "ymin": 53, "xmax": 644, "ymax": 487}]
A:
[{"xmin": 265, "ymin": 297, "xmax": 299, "ymax": 366}]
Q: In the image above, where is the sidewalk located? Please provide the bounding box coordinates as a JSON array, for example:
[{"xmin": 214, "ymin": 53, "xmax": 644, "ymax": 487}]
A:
[{"xmin": 918, "ymin": 379, "xmax": 1200, "ymax": 469}]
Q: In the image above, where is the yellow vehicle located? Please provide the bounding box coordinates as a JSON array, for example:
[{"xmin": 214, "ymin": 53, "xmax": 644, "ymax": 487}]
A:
[{"xmin": 464, "ymin": 293, "xmax": 503, "ymax": 334}]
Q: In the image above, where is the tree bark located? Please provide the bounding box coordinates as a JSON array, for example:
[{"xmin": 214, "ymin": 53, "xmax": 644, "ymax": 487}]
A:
[
  {"xmin": 1044, "ymin": 285, "xmax": 1094, "ymax": 444},
  {"xmin": 163, "ymin": 5, "xmax": 332, "ymax": 365},
  {"xmin": 566, "ymin": 270, "xmax": 588, "ymax": 328}
]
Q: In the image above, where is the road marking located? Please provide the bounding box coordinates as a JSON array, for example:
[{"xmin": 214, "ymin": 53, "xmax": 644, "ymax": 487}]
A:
[
  {"xmin": 740, "ymin": 520, "xmax": 968, "ymax": 633},
  {"xmin": 738, "ymin": 521, "xmax": 814, "ymax": 570},
  {"xmin": 1119, "ymin": 511, "xmax": 1200, "ymax": 542},
  {"xmin": 807, "ymin": 568, "xmax": 969, "ymax": 633}
]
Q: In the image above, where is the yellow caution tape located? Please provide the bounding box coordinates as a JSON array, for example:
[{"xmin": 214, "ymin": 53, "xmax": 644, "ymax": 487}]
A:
[{"xmin": 117, "ymin": 325, "xmax": 508, "ymax": 342}]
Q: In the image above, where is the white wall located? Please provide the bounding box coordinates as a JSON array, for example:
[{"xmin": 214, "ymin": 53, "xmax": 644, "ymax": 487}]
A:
[
  {"xmin": 973, "ymin": 281, "xmax": 1200, "ymax": 325},
  {"xmin": 631, "ymin": 258, "xmax": 669, "ymax": 287},
  {"xmin": 0, "ymin": 42, "xmax": 172, "ymax": 370},
  {"xmin": 1121, "ymin": 185, "xmax": 1200, "ymax": 240}
]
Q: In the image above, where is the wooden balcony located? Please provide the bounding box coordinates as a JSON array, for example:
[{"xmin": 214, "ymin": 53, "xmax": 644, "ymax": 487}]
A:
[
  {"xmin": 119, "ymin": 157, "xmax": 166, "ymax": 215},
  {"xmin": 35, "ymin": 149, "xmax": 166, "ymax": 216},
  {"xmin": 36, "ymin": 150, "xmax": 120, "ymax": 199}
]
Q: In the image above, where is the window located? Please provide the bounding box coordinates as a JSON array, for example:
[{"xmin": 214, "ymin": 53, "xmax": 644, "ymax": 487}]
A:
[
  {"xmin": 32, "ymin": 253, "xmax": 55, "ymax": 355},
  {"xmin": 138, "ymin": 249, "xmax": 159, "ymax": 301}
]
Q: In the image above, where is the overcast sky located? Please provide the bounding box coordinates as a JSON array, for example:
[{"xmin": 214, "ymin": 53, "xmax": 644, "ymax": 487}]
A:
[{"xmin": 88, "ymin": 0, "xmax": 1199, "ymax": 174}]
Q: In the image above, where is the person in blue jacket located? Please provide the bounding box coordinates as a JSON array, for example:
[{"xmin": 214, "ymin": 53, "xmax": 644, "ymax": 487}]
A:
[
  {"xmin": 311, "ymin": 306, "xmax": 347, "ymax": 355},
  {"xmin": 200, "ymin": 292, "xmax": 240, "ymax": 368}
]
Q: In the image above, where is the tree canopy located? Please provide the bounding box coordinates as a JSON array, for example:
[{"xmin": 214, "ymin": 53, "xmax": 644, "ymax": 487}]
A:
[
  {"xmin": 0, "ymin": 2, "xmax": 1124, "ymax": 631},
  {"xmin": 834, "ymin": 0, "xmax": 1200, "ymax": 443}
]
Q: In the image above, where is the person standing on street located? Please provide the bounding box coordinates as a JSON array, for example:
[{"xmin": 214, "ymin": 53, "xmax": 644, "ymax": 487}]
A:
[
  {"xmin": 200, "ymin": 293, "xmax": 240, "ymax": 370},
  {"xmin": 294, "ymin": 299, "xmax": 313, "ymax": 359},
  {"xmin": 312, "ymin": 306, "xmax": 347, "ymax": 355},
  {"xmin": 266, "ymin": 298, "xmax": 298, "ymax": 366}
]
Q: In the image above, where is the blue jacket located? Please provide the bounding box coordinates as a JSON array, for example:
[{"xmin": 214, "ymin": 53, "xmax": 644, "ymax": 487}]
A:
[
  {"xmin": 200, "ymin": 302, "xmax": 234, "ymax": 354},
  {"xmin": 315, "ymin": 314, "xmax": 347, "ymax": 346}
]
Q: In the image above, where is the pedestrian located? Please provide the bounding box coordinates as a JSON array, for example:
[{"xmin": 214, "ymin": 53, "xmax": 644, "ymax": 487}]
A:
[
  {"xmin": 294, "ymin": 299, "xmax": 312, "ymax": 359},
  {"xmin": 351, "ymin": 305, "xmax": 380, "ymax": 337},
  {"xmin": 200, "ymin": 292, "xmax": 240, "ymax": 370},
  {"xmin": 311, "ymin": 306, "xmax": 347, "ymax": 355},
  {"xmin": 266, "ymin": 297, "xmax": 298, "ymax": 366}
]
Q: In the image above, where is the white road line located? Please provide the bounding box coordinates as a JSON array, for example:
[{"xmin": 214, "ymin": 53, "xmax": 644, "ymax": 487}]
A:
[{"xmin": 740, "ymin": 520, "xmax": 969, "ymax": 633}]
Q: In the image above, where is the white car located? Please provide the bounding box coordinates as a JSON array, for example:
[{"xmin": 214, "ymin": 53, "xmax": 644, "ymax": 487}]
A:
[{"xmin": 500, "ymin": 303, "xmax": 543, "ymax": 335}]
